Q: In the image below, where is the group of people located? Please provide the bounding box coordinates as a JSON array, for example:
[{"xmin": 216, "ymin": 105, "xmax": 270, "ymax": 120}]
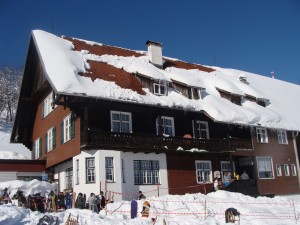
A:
[{"xmin": 214, "ymin": 171, "xmax": 250, "ymax": 191}]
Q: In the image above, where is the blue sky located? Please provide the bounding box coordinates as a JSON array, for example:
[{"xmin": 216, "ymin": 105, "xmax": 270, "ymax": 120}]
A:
[{"xmin": 1, "ymin": 0, "xmax": 300, "ymax": 84}]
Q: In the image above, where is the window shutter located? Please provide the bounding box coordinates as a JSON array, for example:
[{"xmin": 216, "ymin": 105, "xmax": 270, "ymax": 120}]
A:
[
  {"xmin": 39, "ymin": 138, "xmax": 42, "ymax": 158},
  {"xmin": 42, "ymin": 101, "xmax": 45, "ymax": 118},
  {"xmin": 53, "ymin": 127, "xmax": 56, "ymax": 149},
  {"xmin": 60, "ymin": 121, "xmax": 64, "ymax": 144},
  {"xmin": 192, "ymin": 120, "xmax": 196, "ymax": 139},
  {"xmin": 70, "ymin": 113, "xmax": 75, "ymax": 139},
  {"xmin": 45, "ymin": 134, "xmax": 48, "ymax": 153},
  {"xmin": 32, "ymin": 142, "xmax": 36, "ymax": 159}
]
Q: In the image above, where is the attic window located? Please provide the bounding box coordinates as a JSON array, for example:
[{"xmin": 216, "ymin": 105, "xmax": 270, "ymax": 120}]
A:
[
  {"xmin": 153, "ymin": 81, "xmax": 167, "ymax": 96},
  {"xmin": 257, "ymin": 98, "xmax": 269, "ymax": 107},
  {"xmin": 188, "ymin": 87, "xmax": 204, "ymax": 100},
  {"xmin": 217, "ymin": 89, "xmax": 241, "ymax": 106}
]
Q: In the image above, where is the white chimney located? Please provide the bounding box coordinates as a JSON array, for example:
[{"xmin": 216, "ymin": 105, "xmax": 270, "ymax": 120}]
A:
[{"xmin": 146, "ymin": 40, "xmax": 163, "ymax": 67}]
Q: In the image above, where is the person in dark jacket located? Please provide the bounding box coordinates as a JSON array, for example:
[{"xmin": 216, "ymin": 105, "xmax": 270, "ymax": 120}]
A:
[
  {"xmin": 75, "ymin": 193, "xmax": 85, "ymax": 209},
  {"xmin": 138, "ymin": 191, "xmax": 146, "ymax": 200},
  {"xmin": 99, "ymin": 191, "xmax": 106, "ymax": 211}
]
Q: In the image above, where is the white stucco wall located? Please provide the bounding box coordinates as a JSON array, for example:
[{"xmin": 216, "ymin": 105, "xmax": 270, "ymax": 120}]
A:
[
  {"xmin": 54, "ymin": 160, "xmax": 72, "ymax": 193},
  {"xmin": 71, "ymin": 149, "xmax": 169, "ymax": 202}
]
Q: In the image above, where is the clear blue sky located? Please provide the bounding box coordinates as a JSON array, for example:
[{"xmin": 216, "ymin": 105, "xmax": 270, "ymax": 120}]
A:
[{"xmin": 1, "ymin": 0, "xmax": 300, "ymax": 84}]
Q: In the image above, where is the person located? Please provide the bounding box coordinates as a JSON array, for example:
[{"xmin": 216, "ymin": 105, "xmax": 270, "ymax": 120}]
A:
[
  {"xmin": 138, "ymin": 191, "xmax": 146, "ymax": 200},
  {"xmin": 75, "ymin": 193, "xmax": 85, "ymax": 209},
  {"xmin": 88, "ymin": 193, "xmax": 98, "ymax": 213},
  {"xmin": 2, "ymin": 187, "xmax": 11, "ymax": 204},
  {"xmin": 99, "ymin": 191, "xmax": 106, "ymax": 211},
  {"xmin": 65, "ymin": 192, "xmax": 71, "ymax": 209},
  {"xmin": 214, "ymin": 178, "xmax": 219, "ymax": 191},
  {"xmin": 51, "ymin": 191, "xmax": 57, "ymax": 212},
  {"xmin": 223, "ymin": 172, "xmax": 231, "ymax": 187},
  {"xmin": 240, "ymin": 171, "xmax": 249, "ymax": 180}
]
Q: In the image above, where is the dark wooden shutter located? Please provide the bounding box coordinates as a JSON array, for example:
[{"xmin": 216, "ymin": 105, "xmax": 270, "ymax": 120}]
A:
[
  {"xmin": 53, "ymin": 127, "xmax": 56, "ymax": 149},
  {"xmin": 70, "ymin": 113, "xmax": 75, "ymax": 139},
  {"xmin": 45, "ymin": 134, "xmax": 48, "ymax": 153},
  {"xmin": 60, "ymin": 121, "xmax": 64, "ymax": 144},
  {"xmin": 192, "ymin": 120, "xmax": 196, "ymax": 139},
  {"xmin": 42, "ymin": 101, "xmax": 45, "ymax": 118},
  {"xmin": 39, "ymin": 138, "xmax": 42, "ymax": 158}
]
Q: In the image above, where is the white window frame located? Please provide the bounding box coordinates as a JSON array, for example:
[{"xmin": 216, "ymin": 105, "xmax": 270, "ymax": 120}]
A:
[
  {"xmin": 110, "ymin": 111, "xmax": 132, "ymax": 133},
  {"xmin": 256, "ymin": 156, "xmax": 274, "ymax": 179},
  {"xmin": 195, "ymin": 160, "xmax": 212, "ymax": 183},
  {"xmin": 276, "ymin": 164, "xmax": 282, "ymax": 176},
  {"xmin": 284, "ymin": 164, "xmax": 290, "ymax": 176},
  {"xmin": 156, "ymin": 116, "xmax": 175, "ymax": 136},
  {"xmin": 256, "ymin": 127, "xmax": 268, "ymax": 143},
  {"xmin": 47, "ymin": 127, "xmax": 55, "ymax": 152},
  {"xmin": 277, "ymin": 130, "xmax": 288, "ymax": 145},
  {"xmin": 43, "ymin": 92, "xmax": 55, "ymax": 118},
  {"xmin": 291, "ymin": 164, "xmax": 297, "ymax": 176},
  {"xmin": 64, "ymin": 115, "xmax": 71, "ymax": 142},
  {"xmin": 65, "ymin": 167, "xmax": 73, "ymax": 189},
  {"xmin": 34, "ymin": 138, "xmax": 41, "ymax": 159},
  {"xmin": 221, "ymin": 161, "xmax": 231, "ymax": 181},
  {"xmin": 153, "ymin": 81, "xmax": 166, "ymax": 96},
  {"xmin": 86, "ymin": 158, "xmax": 95, "ymax": 183},
  {"xmin": 134, "ymin": 160, "xmax": 160, "ymax": 185},
  {"xmin": 194, "ymin": 121, "xmax": 209, "ymax": 139},
  {"xmin": 105, "ymin": 157, "xmax": 114, "ymax": 182}
]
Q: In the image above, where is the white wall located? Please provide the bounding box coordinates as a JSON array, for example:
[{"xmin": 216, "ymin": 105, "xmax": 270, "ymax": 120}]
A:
[{"xmin": 72, "ymin": 149, "xmax": 169, "ymax": 202}]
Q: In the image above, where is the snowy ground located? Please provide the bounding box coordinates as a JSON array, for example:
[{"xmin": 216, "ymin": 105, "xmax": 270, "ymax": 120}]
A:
[{"xmin": 0, "ymin": 180, "xmax": 300, "ymax": 225}]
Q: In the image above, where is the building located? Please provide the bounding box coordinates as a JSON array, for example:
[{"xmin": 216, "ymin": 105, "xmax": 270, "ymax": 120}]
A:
[{"xmin": 11, "ymin": 30, "xmax": 300, "ymax": 200}]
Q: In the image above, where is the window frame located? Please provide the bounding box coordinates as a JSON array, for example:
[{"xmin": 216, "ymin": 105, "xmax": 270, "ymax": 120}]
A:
[
  {"xmin": 284, "ymin": 164, "xmax": 290, "ymax": 176},
  {"xmin": 64, "ymin": 115, "xmax": 71, "ymax": 143},
  {"xmin": 65, "ymin": 167, "xmax": 73, "ymax": 189},
  {"xmin": 86, "ymin": 157, "xmax": 95, "ymax": 183},
  {"xmin": 134, "ymin": 160, "xmax": 160, "ymax": 185},
  {"xmin": 256, "ymin": 127, "xmax": 268, "ymax": 143},
  {"xmin": 153, "ymin": 82, "xmax": 166, "ymax": 96},
  {"xmin": 195, "ymin": 160, "xmax": 212, "ymax": 183},
  {"xmin": 105, "ymin": 157, "xmax": 114, "ymax": 182},
  {"xmin": 194, "ymin": 121, "xmax": 209, "ymax": 139},
  {"xmin": 256, "ymin": 156, "xmax": 274, "ymax": 179},
  {"xmin": 276, "ymin": 164, "xmax": 282, "ymax": 176},
  {"xmin": 110, "ymin": 111, "xmax": 132, "ymax": 133},
  {"xmin": 43, "ymin": 92, "xmax": 54, "ymax": 118},
  {"xmin": 121, "ymin": 159, "xmax": 126, "ymax": 183},
  {"xmin": 277, "ymin": 130, "xmax": 288, "ymax": 145},
  {"xmin": 291, "ymin": 164, "xmax": 297, "ymax": 176},
  {"xmin": 156, "ymin": 116, "xmax": 175, "ymax": 136},
  {"xmin": 34, "ymin": 138, "xmax": 42, "ymax": 159},
  {"xmin": 46, "ymin": 127, "xmax": 56, "ymax": 152}
]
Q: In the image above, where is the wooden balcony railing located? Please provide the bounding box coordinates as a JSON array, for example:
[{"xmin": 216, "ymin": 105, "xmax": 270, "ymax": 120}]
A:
[{"xmin": 80, "ymin": 130, "xmax": 253, "ymax": 153}]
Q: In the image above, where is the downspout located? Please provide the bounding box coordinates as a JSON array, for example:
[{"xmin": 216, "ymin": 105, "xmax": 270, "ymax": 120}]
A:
[{"xmin": 292, "ymin": 131, "xmax": 300, "ymax": 189}]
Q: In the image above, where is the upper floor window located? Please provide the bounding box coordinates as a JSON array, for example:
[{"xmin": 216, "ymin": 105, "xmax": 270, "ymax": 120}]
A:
[
  {"xmin": 45, "ymin": 127, "xmax": 56, "ymax": 153},
  {"xmin": 153, "ymin": 82, "xmax": 166, "ymax": 96},
  {"xmin": 277, "ymin": 130, "xmax": 288, "ymax": 145},
  {"xmin": 105, "ymin": 157, "xmax": 114, "ymax": 182},
  {"xmin": 111, "ymin": 111, "xmax": 132, "ymax": 133},
  {"xmin": 156, "ymin": 116, "xmax": 175, "ymax": 136},
  {"xmin": 256, "ymin": 127, "xmax": 268, "ymax": 143},
  {"xmin": 42, "ymin": 92, "xmax": 54, "ymax": 118},
  {"xmin": 60, "ymin": 114, "xmax": 75, "ymax": 144},
  {"xmin": 188, "ymin": 87, "xmax": 204, "ymax": 100},
  {"xmin": 33, "ymin": 138, "xmax": 42, "ymax": 159},
  {"xmin": 284, "ymin": 164, "xmax": 290, "ymax": 176},
  {"xmin": 86, "ymin": 158, "xmax": 95, "ymax": 183},
  {"xmin": 193, "ymin": 121, "xmax": 209, "ymax": 139},
  {"xmin": 256, "ymin": 156, "xmax": 274, "ymax": 179},
  {"xmin": 134, "ymin": 160, "xmax": 160, "ymax": 185},
  {"xmin": 195, "ymin": 160, "xmax": 212, "ymax": 183},
  {"xmin": 276, "ymin": 164, "xmax": 282, "ymax": 176}
]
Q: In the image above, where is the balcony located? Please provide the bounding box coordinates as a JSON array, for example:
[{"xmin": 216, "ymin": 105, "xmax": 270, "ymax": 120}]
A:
[{"xmin": 80, "ymin": 130, "xmax": 253, "ymax": 153}]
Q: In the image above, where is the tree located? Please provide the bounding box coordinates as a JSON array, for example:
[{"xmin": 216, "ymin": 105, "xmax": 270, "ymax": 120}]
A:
[{"xmin": 0, "ymin": 65, "xmax": 23, "ymax": 123}]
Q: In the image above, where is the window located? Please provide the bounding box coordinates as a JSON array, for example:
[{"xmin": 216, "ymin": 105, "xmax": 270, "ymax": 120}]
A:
[
  {"xmin": 76, "ymin": 159, "xmax": 79, "ymax": 185},
  {"xmin": 34, "ymin": 138, "xmax": 42, "ymax": 159},
  {"xmin": 134, "ymin": 160, "xmax": 159, "ymax": 185},
  {"xmin": 189, "ymin": 87, "xmax": 203, "ymax": 100},
  {"xmin": 276, "ymin": 164, "xmax": 282, "ymax": 176},
  {"xmin": 256, "ymin": 127, "xmax": 268, "ymax": 143},
  {"xmin": 195, "ymin": 160, "xmax": 212, "ymax": 183},
  {"xmin": 105, "ymin": 157, "xmax": 114, "ymax": 182},
  {"xmin": 121, "ymin": 159, "xmax": 126, "ymax": 183},
  {"xmin": 111, "ymin": 111, "xmax": 132, "ymax": 133},
  {"xmin": 193, "ymin": 121, "xmax": 209, "ymax": 139},
  {"xmin": 156, "ymin": 116, "xmax": 175, "ymax": 136},
  {"xmin": 153, "ymin": 82, "xmax": 166, "ymax": 95},
  {"xmin": 86, "ymin": 158, "xmax": 95, "ymax": 183},
  {"xmin": 45, "ymin": 127, "xmax": 56, "ymax": 152},
  {"xmin": 43, "ymin": 92, "xmax": 54, "ymax": 118},
  {"xmin": 65, "ymin": 167, "xmax": 73, "ymax": 189},
  {"xmin": 256, "ymin": 157, "xmax": 274, "ymax": 179},
  {"xmin": 277, "ymin": 130, "xmax": 288, "ymax": 144},
  {"xmin": 221, "ymin": 161, "xmax": 231, "ymax": 181},
  {"xmin": 60, "ymin": 114, "xmax": 75, "ymax": 144},
  {"xmin": 284, "ymin": 164, "xmax": 290, "ymax": 176},
  {"xmin": 291, "ymin": 164, "xmax": 297, "ymax": 176}
]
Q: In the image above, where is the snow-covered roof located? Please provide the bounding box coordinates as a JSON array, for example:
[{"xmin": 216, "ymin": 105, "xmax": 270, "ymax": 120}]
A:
[{"xmin": 32, "ymin": 30, "xmax": 300, "ymax": 131}]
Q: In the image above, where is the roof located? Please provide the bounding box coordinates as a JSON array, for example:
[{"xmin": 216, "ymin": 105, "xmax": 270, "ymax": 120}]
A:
[{"xmin": 30, "ymin": 30, "xmax": 300, "ymax": 131}]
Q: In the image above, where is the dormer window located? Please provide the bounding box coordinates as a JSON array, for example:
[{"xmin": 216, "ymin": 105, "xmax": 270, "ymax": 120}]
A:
[
  {"xmin": 257, "ymin": 98, "xmax": 269, "ymax": 107},
  {"xmin": 189, "ymin": 87, "xmax": 204, "ymax": 100},
  {"xmin": 153, "ymin": 82, "xmax": 166, "ymax": 96}
]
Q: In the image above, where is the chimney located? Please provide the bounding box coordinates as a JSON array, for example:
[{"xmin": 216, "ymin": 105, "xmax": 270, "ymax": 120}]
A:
[
  {"xmin": 146, "ymin": 40, "xmax": 163, "ymax": 67},
  {"xmin": 271, "ymin": 71, "xmax": 275, "ymax": 79}
]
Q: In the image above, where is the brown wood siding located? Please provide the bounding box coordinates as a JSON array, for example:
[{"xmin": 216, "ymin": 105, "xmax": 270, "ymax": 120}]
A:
[
  {"xmin": 0, "ymin": 163, "xmax": 45, "ymax": 172},
  {"xmin": 32, "ymin": 90, "xmax": 80, "ymax": 168},
  {"xmin": 253, "ymin": 130, "xmax": 300, "ymax": 195},
  {"xmin": 172, "ymin": 82, "xmax": 189, "ymax": 98},
  {"xmin": 166, "ymin": 153, "xmax": 228, "ymax": 195}
]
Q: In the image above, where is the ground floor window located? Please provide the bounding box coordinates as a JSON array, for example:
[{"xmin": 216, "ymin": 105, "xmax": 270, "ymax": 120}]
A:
[
  {"xmin": 65, "ymin": 167, "xmax": 73, "ymax": 189},
  {"xmin": 105, "ymin": 157, "xmax": 114, "ymax": 182},
  {"xmin": 284, "ymin": 164, "xmax": 290, "ymax": 176},
  {"xmin": 86, "ymin": 158, "xmax": 95, "ymax": 183},
  {"xmin": 134, "ymin": 160, "xmax": 159, "ymax": 185},
  {"xmin": 195, "ymin": 160, "xmax": 212, "ymax": 183},
  {"xmin": 220, "ymin": 161, "xmax": 231, "ymax": 181},
  {"xmin": 256, "ymin": 157, "xmax": 274, "ymax": 179},
  {"xmin": 276, "ymin": 164, "xmax": 282, "ymax": 176}
]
